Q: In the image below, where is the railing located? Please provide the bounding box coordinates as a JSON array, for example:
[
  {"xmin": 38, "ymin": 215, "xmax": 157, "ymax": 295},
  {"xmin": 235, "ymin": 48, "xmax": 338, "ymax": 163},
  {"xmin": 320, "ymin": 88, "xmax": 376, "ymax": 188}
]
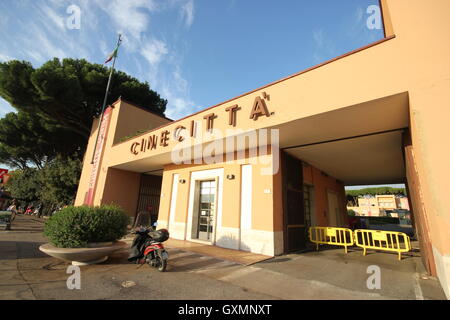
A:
[
  {"xmin": 308, "ymin": 226, "xmax": 412, "ymax": 260},
  {"xmin": 354, "ymin": 229, "xmax": 411, "ymax": 260},
  {"xmin": 309, "ymin": 227, "xmax": 355, "ymax": 253}
]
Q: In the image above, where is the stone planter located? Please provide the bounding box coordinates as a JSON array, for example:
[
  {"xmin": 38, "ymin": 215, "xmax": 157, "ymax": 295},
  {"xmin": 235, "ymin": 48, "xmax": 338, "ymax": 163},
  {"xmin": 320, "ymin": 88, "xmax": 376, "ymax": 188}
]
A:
[{"xmin": 39, "ymin": 241, "xmax": 128, "ymax": 266}]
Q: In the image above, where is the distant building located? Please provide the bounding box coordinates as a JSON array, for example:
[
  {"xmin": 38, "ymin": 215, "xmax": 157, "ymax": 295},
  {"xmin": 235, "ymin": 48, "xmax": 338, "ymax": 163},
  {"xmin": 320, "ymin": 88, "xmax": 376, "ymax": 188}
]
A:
[
  {"xmin": 396, "ymin": 196, "xmax": 410, "ymax": 210},
  {"xmin": 347, "ymin": 194, "xmax": 409, "ymax": 217}
]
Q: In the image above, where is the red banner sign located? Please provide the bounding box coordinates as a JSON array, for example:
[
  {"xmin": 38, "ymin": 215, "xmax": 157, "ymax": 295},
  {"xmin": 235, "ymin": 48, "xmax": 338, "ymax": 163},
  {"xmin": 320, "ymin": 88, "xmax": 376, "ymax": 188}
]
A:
[
  {"xmin": 84, "ymin": 107, "xmax": 113, "ymax": 205},
  {"xmin": 0, "ymin": 169, "xmax": 9, "ymax": 179}
]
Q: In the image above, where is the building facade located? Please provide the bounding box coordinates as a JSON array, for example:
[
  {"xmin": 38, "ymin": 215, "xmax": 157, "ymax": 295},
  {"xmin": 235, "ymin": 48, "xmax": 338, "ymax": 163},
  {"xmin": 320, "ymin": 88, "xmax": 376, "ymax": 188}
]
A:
[
  {"xmin": 75, "ymin": 0, "xmax": 450, "ymax": 298},
  {"xmin": 348, "ymin": 194, "xmax": 410, "ymax": 217}
]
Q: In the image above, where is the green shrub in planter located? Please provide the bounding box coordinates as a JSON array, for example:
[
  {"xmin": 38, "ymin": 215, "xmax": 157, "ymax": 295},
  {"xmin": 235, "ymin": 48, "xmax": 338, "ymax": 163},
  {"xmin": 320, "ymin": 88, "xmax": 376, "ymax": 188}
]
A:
[{"xmin": 44, "ymin": 205, "xmax": 130, "ymax": 248}]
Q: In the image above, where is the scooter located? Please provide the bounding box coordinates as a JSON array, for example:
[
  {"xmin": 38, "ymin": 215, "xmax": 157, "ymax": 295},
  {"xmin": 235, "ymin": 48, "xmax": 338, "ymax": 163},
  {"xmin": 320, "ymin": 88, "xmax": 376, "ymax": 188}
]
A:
[
  {"xmin": 25, "ymin": 206, "xmax": 33, "ymax": 215},
  {"xmin": 33, "ymin": 204, "xmax": 42, "ymax": 218},
  {"xmin": 128, "ymin": 227, "xmax": 170, "ymax": 272}
]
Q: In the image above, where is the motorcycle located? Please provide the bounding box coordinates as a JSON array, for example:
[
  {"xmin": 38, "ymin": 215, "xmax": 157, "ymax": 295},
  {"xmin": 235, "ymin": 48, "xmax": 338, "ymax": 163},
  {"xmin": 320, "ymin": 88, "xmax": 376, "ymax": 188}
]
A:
[
  {"xmin": 33, "ymin": 204, "xmax": 42, "ymax": 218},
  {"xmin": 128, "ymin": 227, "xmax": 170, "ymax": 272},
  {"xmin": 25, "ymin": 206, "xmax": 33, "ymax": 215}
]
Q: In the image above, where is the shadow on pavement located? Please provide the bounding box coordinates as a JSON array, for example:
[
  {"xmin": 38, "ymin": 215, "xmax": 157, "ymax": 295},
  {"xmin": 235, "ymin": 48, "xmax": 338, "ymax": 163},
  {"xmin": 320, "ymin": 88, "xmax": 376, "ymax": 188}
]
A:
[{"xmin": 0, "ymin": 241, "xmax": 48, "ymax": 260}]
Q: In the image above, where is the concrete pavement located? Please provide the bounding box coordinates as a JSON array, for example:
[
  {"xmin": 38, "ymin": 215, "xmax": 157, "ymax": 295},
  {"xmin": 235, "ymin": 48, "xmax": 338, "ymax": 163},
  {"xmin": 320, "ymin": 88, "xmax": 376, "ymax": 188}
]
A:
[
  {"xmin": 0, "ymin": 215, "xmax": 446, "ymax": 300},
  {"xmin": 200, "ymin": 247, "xmax": 447, "ymax": 300},
  {"xmin": 0, "ymin": 215, "xmax": 273, "ymax": 300}
]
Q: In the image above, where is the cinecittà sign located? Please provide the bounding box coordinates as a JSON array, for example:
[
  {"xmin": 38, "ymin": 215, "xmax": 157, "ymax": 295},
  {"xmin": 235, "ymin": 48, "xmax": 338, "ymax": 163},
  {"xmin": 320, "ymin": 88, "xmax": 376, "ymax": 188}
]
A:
[{"xmin": 130, "ymin": 92, "xmax": 273, "ymax": 155}]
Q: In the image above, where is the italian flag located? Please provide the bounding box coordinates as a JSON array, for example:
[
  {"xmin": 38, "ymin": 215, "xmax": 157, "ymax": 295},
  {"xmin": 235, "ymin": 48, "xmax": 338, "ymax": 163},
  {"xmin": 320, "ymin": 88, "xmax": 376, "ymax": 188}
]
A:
[{"xmin": 105, "ymin": 46, "xmax": 119, "ymax": 64}]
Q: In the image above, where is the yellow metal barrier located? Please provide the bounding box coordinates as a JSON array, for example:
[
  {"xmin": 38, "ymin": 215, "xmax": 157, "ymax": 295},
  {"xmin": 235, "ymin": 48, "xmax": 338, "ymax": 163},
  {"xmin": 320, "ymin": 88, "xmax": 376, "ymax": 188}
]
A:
[
  {"xmin": 309, "ymin": 227, "xmax": 355, "ymax": 253},
  {"xmin": 354, "ymin": 229, "xmax": 411, "ymax": 260}
]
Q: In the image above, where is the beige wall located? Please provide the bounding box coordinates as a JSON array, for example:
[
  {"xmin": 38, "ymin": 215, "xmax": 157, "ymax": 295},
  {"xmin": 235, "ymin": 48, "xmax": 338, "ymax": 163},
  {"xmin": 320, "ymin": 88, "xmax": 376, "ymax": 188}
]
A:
[
  {"xmin": 101, "ymin": 168, "xmax": 141, "ymax": 218},
  {"xmin": 154, "ymin": 149, "xmax": 279, "ymax": 255},
  {"xmin": 112, "ymin": 100, "xmax": 172, "ymax": 145},
  {"xmin": 376, "ymin": 195, "xmax": 396, "ymax": 209},
  {"xmin": 158, "ymin": 151, "xmax": 276, "ymax": 232}
]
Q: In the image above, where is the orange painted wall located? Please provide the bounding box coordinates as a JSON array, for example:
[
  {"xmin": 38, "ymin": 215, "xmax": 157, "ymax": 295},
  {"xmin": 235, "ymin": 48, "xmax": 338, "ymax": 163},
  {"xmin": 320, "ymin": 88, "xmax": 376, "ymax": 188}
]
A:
[
  {"xmin": 303, "ymin": 165, "xmax": 347, "ymax": 227},
  {"xmin": 101, "ymin": 168, "xmax": 141, "ymax": 218}
]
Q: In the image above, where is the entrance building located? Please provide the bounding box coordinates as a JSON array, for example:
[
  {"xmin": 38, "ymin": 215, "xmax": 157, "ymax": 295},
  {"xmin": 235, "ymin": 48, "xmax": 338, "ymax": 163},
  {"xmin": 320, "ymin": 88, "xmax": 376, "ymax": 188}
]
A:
[{"xmin": 75, "ymin": 0, "xmax": 450, "ymax": 298}]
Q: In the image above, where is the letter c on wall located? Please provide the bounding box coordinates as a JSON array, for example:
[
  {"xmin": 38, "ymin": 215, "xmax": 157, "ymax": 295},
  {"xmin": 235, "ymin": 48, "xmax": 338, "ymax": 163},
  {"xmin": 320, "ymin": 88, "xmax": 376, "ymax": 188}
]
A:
[{"xmin": 131, "ymin": 142, "xmax": 140, "ymax": 155}]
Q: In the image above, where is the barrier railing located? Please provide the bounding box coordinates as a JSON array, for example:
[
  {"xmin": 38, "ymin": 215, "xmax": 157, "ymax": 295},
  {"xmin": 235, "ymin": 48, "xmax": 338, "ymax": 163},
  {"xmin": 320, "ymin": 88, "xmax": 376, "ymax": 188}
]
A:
[
  {"xmin": 309, "ymin": 227, "xmax": 355, "ymax": 253},
  {"xmin": 354, "ymin": 229, "xmax": 411, "ymax": 260}
]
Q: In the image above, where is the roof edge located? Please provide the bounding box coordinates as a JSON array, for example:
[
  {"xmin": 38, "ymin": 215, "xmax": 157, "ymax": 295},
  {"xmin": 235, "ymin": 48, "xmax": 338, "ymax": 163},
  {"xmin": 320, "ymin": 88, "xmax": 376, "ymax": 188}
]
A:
[
  {"xmin": 112, "ymin": 35, "xmax": 396, "ymax": 147},
  {"xmin": 111, "ymin": 97, "xmax": 173, "ymax": 122}
]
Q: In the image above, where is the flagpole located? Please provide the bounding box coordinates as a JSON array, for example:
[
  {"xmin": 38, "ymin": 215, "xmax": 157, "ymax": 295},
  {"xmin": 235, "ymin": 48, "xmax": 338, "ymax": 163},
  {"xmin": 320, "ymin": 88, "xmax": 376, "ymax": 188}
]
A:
[{"xmin": 91, "ymin": 34, "xmax": 122, "ymax": 164}]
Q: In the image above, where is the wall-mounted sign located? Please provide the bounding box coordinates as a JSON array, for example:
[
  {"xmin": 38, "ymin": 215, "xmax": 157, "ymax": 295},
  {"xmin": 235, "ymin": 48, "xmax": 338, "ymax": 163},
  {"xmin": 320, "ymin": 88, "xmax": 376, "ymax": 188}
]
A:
[{"xmin": 130, "ymin": 92, "xmax": 273, "ymax": 156}]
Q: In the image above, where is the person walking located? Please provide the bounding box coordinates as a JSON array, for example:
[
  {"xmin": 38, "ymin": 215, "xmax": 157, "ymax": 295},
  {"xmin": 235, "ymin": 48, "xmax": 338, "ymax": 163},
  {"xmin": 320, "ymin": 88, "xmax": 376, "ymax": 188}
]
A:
[{"xmin": 7, "ymin": 200, "xmax": 18, "ymax": 222}]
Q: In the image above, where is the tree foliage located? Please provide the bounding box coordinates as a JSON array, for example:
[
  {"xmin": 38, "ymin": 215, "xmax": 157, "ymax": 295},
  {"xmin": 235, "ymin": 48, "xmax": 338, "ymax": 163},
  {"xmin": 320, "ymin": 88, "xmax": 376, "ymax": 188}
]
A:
[
  {"xmin": 37, "ymin": 156, "xmax": 82, "ymax": 206},
  {"xmin": 0, "ymin": 58, "xmax": 167, "ymax": 141},
  {"xmin": 7, "ymin": 168, "xmax": 40, "ymax": 203},
  {"xmin": 6, "ymin": 156, "xmax": 82, "ymax": 209},
  {"xmin": 0, "ymin": 57, "xmax": 167, "ymax": 211},
  {"xmin": 346, "ymin": 187, "xmax": 407, "ymax": 197},
  {"xmin": 0, "ymin": 111, "xmax": 83, "ymax": 169}
]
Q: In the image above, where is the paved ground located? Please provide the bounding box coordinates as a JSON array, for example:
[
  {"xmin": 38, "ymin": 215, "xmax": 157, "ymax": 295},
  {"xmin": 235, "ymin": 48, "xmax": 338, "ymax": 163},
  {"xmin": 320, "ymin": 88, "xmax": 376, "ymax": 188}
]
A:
[
  {"xmin": 162, "ymin": 238, "xmax": 272, "ymax": 265},
  {"xmin": 0, "ymin": 215, "xmax": 447, "ymax": 300},
  {"xmin": 0, "ymin": 215, "xmax": 271, "ymax": 300}
]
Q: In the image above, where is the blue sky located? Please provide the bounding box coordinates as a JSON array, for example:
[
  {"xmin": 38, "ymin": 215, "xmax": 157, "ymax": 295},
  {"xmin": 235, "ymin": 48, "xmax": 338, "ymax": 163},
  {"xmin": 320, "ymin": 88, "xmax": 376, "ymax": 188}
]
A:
[{"xmin": 0, "ymin": 0, "xmax": 384, "ymax": 120}]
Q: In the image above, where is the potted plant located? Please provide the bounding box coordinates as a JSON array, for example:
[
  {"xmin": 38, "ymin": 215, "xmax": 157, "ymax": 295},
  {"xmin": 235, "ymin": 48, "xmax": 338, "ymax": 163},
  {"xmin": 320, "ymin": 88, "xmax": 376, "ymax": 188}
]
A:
[{"xmin": 39, "ymin": 205, "xmax": 129, "ymax": 265}]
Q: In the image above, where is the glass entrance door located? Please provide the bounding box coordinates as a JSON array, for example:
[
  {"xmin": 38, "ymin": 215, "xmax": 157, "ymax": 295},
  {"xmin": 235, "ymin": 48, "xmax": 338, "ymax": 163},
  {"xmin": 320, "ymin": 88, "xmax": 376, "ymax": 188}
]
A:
[{"xmin": 197, "ymin": 180, "xmax": 216, "ymax": 241}]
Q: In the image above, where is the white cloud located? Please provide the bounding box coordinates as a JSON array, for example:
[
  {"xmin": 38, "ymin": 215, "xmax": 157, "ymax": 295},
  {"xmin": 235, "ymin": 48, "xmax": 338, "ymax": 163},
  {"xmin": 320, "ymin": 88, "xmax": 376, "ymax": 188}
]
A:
[
  {"xmin": 0, "ymin": 0, "xmax": 198, "ymax": 120},
  {"xmin": 356, "ymin": 7, "xmax": 364, "ymax": 23},
  {"xmin": 41, "ymin": 5, "xmax": 65, "ymax": 31},
  {"xmin": 93, "ymin": 0, "xmax": 158, "ymax": 50},
  {"xmin": 173, "ymin": 68, "xmax": 189, "ymax": 92},
  {"xmin": 99, "ymin": 40, "xmax": 109, "ymax": 57},
  {"xmin": 163, "ymin": 88, "xmax": 196, "ymax": 119},
  {"xmin": 141, "ymin": 38, "xmax": 168, "ymax": 67},
  {"xmin": 159, "ymin": 67, "xmax": 199, "ymax": 120},
  {"xmin": 341, "ymin": 5, "xmax": 381, "ymax": 45},
  {"xmin": 181, "ymin": 0, "xmax": 195, "ymax": 28},
  {"xmin": 0, "ymin": 2, "xmax": 94, "ymax": 64},
  {"xmin": 163, "ymin": 0, "xmax": 195, "ymax": 29},
  {"xmin": 311, "ymin": 28, "xmax": 337, "ymax": 64},
  {"xmin": 313, "ymin": 29, "xmax": 324, "ymax": 47},
  {"xmin": 22, "ymin": 50, "xmax": 45, "ymax": 63},
  {"xmin": 30, "ymin": 24, "xmax": 69, "ymax": 60}
]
